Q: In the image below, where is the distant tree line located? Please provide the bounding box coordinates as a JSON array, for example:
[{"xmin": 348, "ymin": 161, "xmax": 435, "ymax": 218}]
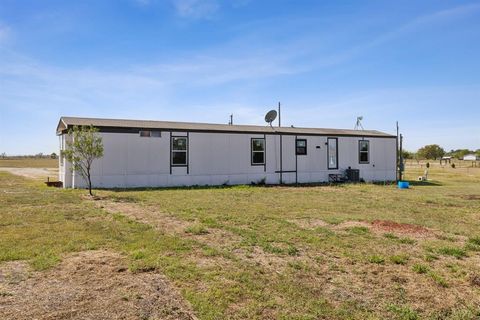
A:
[
  {"xmin": 0, "ymin": 152, "xmax": 57, "ymax": 159},
  {"xmin": 402, "ymin": 145, "xmax": 480, "ymax": 160}
]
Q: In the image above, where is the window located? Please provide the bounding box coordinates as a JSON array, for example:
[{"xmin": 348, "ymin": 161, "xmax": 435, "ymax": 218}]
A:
[
  {"xmin": 296, "ymin": 139, "xmax": 307, "ymax": 155},
  {"xmin": 140, "ymin": 130, "xmax": 161, "ymax": 137},
  {"xmin": 171, "ymin": 137, "xmax": 188, "ymax": 166},
  {"xmin": 359, "ymin": 140, "xmax": 369, "ymax": 164},
  {"xmin": 251, "ymin": 138, "xmax": 265, "ymax": 165},
  {"xmin": 327, "ymin": 138, "xmax": 338, "ymax": 169}
]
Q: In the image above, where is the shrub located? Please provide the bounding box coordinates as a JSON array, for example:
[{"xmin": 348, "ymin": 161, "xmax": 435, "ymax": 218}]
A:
[
  {"xmin": 425, "ymin": 253, "xmax": 439, "ymax": 262},
  {"xmin": 131, "ymin": 250, "xmax": 146, "ymax": 260},
  {"xmin": 384, "ymin": 233, "xmax": 398, "ymax": 240},
  {"xmin": 412, "ymin": 263, "xmax": 429, "ymax": 274},
  {"xmin": 387, "ymin": 304, "xmax": 419, "ymax": 320},
  {"xmin": 429, "ymin": 272, "xmax": 449, "ymax": 288},
  {"xmin": 369, "ymin": 255, "xmax": 385, "ymax": 264},
  {"xmin": 399, "ymin": 237, "xmax": 416, "ymax": 245},
  {"xmin": 438, "ymin": 246, "xmax": 467, "ymax": 259},
  {"xmin": 465, "ymin": 242, "xmax": 480, "ymax": 252},
  {"xmin": 185, "ymin": 224, "xmax": 209, "ymax": 235},
  {"xmin": 287, "ymin": 245, "xmax": 299, "ymax": 256},
  {"xmin": 390, "ymin": 254, "xmax": 409, "ymax": 265},
  {"xmin": 468, "ymin": 236, "xmax": 480, "ymax": 246},
  {"xmin": 349, "ymin": 226, "xmax": 370, "ymax": 235}
]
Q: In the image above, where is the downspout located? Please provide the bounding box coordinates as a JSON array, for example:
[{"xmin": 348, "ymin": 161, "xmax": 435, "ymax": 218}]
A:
[
  {"xmin": 279, "ymin": 133, "xmax": 283, "ymax": 184},
  {"xmin": 71, "ymin": 132, "xmax": 75, "ymax": 189},
  {"xmin": 295, "ymin": 135, "xmax": 298, "ymax": 184},
  {"xmin": 58, "ymin": 135, "xmax": 61, "ymax": 182}
]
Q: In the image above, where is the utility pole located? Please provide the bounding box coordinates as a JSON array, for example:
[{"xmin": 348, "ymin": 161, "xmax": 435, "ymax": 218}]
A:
[
  {"xmin": 229, "ymin": 114, "xmax": 233, "ymax": 125},
  {"xmin": 396, "ymin": 121, "xmax": 399, "ymax": 182},
  {"xmin": 278, "ymin": 101, "xmax": 282, "ymax": 184},
  {"xmin": 399, "ymin": 134, "xmax": 404, "ymax": 181},
  {"xmin": 278, "ymin": 102, "xmax": 281, "ymax": 127}
]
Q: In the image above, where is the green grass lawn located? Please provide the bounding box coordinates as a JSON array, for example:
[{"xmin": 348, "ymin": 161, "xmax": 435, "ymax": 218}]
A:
[
  {"xmin": 0, "ymin": 158, "xmax": 58, "ymax": 168},
  {"xmin": 1, "ymin": 165, "xmax": 479, "ymax": 319}
]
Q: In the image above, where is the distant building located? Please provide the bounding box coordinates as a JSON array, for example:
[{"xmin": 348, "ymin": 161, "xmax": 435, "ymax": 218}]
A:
[
  {"xmin": 463, "ymin": 154, "xmax": 480, "ymax": 161},
  {"xmin": 440, "ymin": 156, "xmax": 452, "ymax": 164}
]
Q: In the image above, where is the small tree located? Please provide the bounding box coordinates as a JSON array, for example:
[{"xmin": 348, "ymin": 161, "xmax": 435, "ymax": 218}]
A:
[
  {"xmin": 63, "ymin": 125, "xmax": 104, "ymax": 196},
  {"xmin": 401, "ymin": 150, "xmax": 414, "ymax": 160},
  {"xmin": 417, "ymin": 144, "xmax": 445, "ymax": 160}
]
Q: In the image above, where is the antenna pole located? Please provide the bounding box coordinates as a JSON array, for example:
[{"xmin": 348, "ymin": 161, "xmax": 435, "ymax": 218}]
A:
[
  {"xmin": 278, "ymin": 102, "xmax": 281, "ymax": 127},
  {"xmin": 396, "ymin": 121, "xmax": 399, "ymax": 182}
]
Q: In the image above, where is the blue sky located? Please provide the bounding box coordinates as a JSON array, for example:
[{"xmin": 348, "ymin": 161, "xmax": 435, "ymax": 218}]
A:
[{"xmin": 1, "ymin": 0, "xmax": 479, "ymax": 154}]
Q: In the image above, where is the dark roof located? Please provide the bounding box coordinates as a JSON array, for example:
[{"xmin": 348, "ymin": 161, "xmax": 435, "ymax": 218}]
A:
[{"xmin": 57, "ymin": 116, "xmax": 396, "ymax": 138}]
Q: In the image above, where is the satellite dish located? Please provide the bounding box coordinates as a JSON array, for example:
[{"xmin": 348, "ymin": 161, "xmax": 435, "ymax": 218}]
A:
[{"xmin": 265, "ymin": 110, "xmax": 278, "ymax": 126}]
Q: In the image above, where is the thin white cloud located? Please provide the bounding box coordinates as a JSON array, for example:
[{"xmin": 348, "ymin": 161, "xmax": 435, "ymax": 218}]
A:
[
  {"xmin": 330, "ymin": 3, "xmax": 480, "ymax": 64},
  {"xmin": 171, "ymin": 0, "xmax": 219, "ymax": 19},
  {"xmin": 134, "ymin": 0, "xmax": 152, "ymax": 6},
  {"xmin": 0, "ymin": 23, "xmax": 10, "ymax": 44},
  {"xmin": 135, "ymin": 54, "xmax": 299, "ymax": 86}
]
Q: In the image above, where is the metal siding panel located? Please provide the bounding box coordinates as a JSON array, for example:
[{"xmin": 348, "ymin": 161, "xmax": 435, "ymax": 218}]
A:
[{"xmin": 62, "ymin": 130, "xmax": 396, "ymax": 188}]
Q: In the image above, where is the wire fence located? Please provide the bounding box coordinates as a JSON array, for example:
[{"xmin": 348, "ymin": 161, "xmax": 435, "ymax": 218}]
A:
[{"xmin": 405, "ymin": 159, "xmax": 479, "ymax": 169}]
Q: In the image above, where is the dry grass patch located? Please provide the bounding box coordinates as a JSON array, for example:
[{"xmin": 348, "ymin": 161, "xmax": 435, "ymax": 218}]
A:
[
  {"xmin": 288, "ymin": 218, "xmax": 329, "ymax": 229},
  {"xmin": 0, "ymin": 250, "xmax": 197, "ymax": 320},
  {"xmin": 95, "ymin": 199, "xmax": 192, "ymax": 234}
]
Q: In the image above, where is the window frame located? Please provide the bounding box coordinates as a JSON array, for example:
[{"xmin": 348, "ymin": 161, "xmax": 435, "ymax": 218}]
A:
[
  {"xmin": 296, "ymin": 139, "xmax": 307, "ymax": 155},
  {"xmin": 139, "ymin": 130, "xmax": 161, "ymax": 138},
  {"xmin": 358, "ymin": 140, "xmax": 370, "ymax": 164},
  {"xmin": 251, "ymin": 138, "xmax": 265, "ymax": 166},
  {"xmin": 327, "ymin": 137, "xmax": 338, "ymax": 170},
  {"xmin": 171, "ymin": 136, "xmax": 188, "ymax": 167}
]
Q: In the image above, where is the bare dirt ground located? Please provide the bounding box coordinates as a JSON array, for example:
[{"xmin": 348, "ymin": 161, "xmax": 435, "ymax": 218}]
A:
[
  {"xmin": 96, "ymin": 199, "xmax": 192, "ymax": 234},
  {"xmin": 0, "ymin": 250, "xmax": 197, "ymax": 320},
  {"xmin": 0, "ymin": 167, "xmax": 58, "ymax": 180}
]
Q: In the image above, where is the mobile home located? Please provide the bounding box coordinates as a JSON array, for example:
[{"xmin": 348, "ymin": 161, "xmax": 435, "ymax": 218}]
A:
[
  {"xmin": 463, "ymin": 154, "xmax": 479, "ymax": 161},
  {"xmin": 56, "ymin": 117, "xmax": 397, "ymax": 188}
]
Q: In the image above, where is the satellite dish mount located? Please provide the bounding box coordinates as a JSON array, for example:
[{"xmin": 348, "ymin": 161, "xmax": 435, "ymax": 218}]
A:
[
  {"xmin": 354, "ymin": 116, "xmax": 364, "ymax": 130},
  {"xmin": 265, "ymin": 110, "xmax": 278, "ymax": 127}
]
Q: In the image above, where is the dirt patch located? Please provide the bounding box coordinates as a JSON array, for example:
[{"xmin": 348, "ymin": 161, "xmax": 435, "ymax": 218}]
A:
[
  {"xmin": 96, "ymin": 199, "xmax": 191, "ymax": 234},
  {"xmin": 95, "ymin": 199, "xmax": 242, "ymax": 251},
  {"xmin": 0, "ymin": 261, "xmax": 30, "ymax": 285},
  {"xmin": 470, "ymin": 274, "xmax": 480, "ymax": 287},
  {"xmin": 333, "ymin": 220, "xmax": 371, "ymax": 230},
  {"xmin": 0, "ymin": 167, "xmax": 58, "ymax": 180},
  {"xmin": 232, "ymin": 246, "xmax": 295, "ymax": 273},
  {"xmin": 371, "ymin": 220, "xmax": 432, "ymax": 236},
  {"xmin": 460, "ymin": 194, "xmax": 480, "ymax": 201},
  {"xmin": 289, "ymin": 218, "xmax": 329, "ymax": 229},
  {"xmin": 321, "ymin": 261, "xmax": 480, "ymax": 315},
  {"xmin": 0, "ymin": 250, "xmax": 197, "ymax": 320}
]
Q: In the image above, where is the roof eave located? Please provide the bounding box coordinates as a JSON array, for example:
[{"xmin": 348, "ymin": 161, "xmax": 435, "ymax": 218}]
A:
[{"xmin": 56, "ymin": 117, "xmax": 68, "ymax": 135}]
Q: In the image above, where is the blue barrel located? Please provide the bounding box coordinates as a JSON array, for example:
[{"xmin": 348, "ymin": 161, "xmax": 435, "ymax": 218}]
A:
[{"xmin": 398, "ymin": 181, "xmax": 409, "ymax": 189}]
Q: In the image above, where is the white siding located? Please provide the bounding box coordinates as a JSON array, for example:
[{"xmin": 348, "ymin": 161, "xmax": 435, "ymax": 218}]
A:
[{"xmin": 62, "ymin": 131, "xmax": 396, "ymax": 188}]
